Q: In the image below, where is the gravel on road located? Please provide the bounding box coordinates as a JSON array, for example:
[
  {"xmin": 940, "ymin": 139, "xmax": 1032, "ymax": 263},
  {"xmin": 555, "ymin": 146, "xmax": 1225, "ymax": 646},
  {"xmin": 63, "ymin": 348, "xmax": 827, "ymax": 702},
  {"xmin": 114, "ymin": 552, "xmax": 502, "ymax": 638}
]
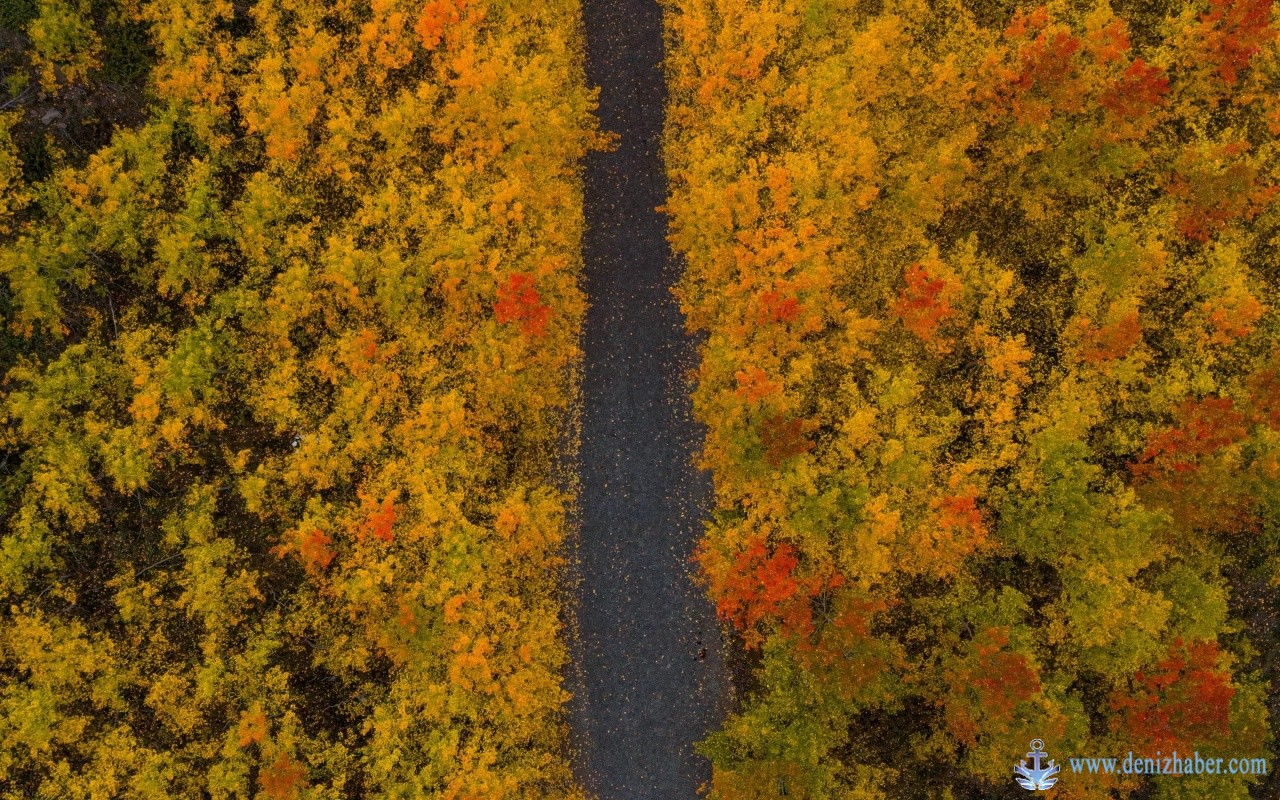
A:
[{"xmin": 568, "ymin": 0, "xmax": 730, "ymax": 796}]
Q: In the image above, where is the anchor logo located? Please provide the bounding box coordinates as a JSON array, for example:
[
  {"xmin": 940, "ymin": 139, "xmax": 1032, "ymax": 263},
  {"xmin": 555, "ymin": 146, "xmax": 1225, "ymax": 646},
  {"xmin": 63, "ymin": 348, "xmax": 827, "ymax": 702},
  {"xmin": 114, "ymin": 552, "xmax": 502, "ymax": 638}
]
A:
[{"xmin": 1015, "ymin": 739, "xmax": 1060, "ymax": 791}]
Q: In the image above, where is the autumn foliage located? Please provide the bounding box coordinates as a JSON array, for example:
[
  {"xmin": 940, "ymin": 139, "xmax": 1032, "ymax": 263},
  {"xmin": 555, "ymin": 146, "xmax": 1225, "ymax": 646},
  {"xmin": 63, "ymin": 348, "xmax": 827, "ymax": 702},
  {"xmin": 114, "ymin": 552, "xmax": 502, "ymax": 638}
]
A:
[
  {"xmin": 0, "ymin": 0, "xmax": 598, "ymax": 796},
  {"xmin": 666, "ymin": 0, "xmax": 1280, "ymax": 796},
  {"xmin": 1110, "ymin": 639, "xmax": 1237, "ymax": 755},
  {"xmin": 494, "ymin": 272, "xmax": 552, "ymax": 337}
]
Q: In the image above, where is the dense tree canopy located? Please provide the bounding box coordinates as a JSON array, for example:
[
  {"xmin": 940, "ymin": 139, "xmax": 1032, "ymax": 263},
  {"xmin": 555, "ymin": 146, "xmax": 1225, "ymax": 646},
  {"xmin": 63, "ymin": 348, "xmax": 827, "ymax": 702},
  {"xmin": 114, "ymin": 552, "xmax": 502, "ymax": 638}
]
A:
[
  {"xmin": 664, "ymin": 0, "xmax": 1280, "ymax": 796},
  {"xmin": 8, "ymin": 0, "xmax": 1280, "ymax": 796},
  {"xmin": 0, "ymin": 0, "xmax": 599, "ymax": 796}
]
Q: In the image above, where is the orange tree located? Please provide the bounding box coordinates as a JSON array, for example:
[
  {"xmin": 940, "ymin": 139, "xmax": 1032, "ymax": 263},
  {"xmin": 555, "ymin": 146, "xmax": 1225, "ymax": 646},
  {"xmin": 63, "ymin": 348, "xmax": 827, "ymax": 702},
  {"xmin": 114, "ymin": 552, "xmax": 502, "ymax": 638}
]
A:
[
  {"xmin": 665, "ymin": 0, "xmax": 1280, "ymax": 796},
  {"xmin": 0, "ymin": 0, "xmax": 598, "ymax": 796}
]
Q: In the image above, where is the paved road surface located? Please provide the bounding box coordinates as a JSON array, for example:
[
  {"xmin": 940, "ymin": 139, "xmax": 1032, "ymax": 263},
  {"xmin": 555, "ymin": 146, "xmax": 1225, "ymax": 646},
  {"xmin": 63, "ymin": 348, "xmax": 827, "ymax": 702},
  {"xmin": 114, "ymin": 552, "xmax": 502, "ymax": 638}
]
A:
[{"xmin": 569, "ymin": 0, "xmax": 729, "ymax": 796}]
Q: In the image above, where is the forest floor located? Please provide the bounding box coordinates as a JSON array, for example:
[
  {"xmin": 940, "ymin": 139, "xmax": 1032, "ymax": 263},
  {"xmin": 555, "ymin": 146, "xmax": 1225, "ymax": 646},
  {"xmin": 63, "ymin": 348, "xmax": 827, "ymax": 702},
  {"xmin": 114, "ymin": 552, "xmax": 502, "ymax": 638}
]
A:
[{"xmin": 566, "ymin": 0, "xmax": 730, "ymax": 796}]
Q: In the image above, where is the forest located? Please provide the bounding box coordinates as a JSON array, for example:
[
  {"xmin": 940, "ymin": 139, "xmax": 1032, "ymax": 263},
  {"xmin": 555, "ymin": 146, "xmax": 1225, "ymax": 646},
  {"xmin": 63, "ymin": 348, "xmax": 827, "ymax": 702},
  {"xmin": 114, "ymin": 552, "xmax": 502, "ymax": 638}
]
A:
[
  {"xmin": 665, "ymin": 0, "xmax": 1280, "ymax": 796},
  {"xmin": 2, "ymin": 0, "xmax": 1280, "ymax": 798},
  {"xmin": 1, "ymin": 0, "xmax": 598, "ymax": 796}
]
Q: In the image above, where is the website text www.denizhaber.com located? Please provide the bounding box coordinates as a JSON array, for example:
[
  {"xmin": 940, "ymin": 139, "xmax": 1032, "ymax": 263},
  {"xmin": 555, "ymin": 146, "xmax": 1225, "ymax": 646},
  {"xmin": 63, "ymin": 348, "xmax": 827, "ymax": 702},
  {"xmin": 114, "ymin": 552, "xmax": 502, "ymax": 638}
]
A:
[{"xmin": 1067, "ymin": 752, "xmax": 1270, "ymax": 777}]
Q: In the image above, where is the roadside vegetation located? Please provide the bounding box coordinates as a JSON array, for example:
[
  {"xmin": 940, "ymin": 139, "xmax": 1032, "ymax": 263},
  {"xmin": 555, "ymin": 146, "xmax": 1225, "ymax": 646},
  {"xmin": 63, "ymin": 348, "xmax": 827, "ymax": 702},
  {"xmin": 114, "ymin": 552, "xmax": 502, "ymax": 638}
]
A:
[
  {"xmin": 664, "ymin": 0, "xmax": 1280, "ymax": 796},
  {"xmin": 0, "ymin": 0, "xmax": 599, "ymax": 796}
]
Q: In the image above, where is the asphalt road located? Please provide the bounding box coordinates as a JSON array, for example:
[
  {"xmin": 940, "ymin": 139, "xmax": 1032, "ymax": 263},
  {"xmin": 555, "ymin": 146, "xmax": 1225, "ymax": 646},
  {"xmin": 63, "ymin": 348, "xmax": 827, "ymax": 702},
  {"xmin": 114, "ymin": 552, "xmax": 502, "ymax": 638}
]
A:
[{"xmin": 568, "ymin": 0, "xmax": 729, "ymax": 796}]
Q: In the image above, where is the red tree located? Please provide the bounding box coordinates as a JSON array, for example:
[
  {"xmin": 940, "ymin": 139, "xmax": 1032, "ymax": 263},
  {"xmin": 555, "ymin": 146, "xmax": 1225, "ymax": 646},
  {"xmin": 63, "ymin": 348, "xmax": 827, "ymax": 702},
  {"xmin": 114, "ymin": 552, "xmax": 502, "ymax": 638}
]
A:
[
  {"xmin": 495, "ymin": 273, "xmax": 552, "ymax": 336},
  {"xmin": 1111, "ymin": 639, "xmax": 1236, "ymax": 753}
]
